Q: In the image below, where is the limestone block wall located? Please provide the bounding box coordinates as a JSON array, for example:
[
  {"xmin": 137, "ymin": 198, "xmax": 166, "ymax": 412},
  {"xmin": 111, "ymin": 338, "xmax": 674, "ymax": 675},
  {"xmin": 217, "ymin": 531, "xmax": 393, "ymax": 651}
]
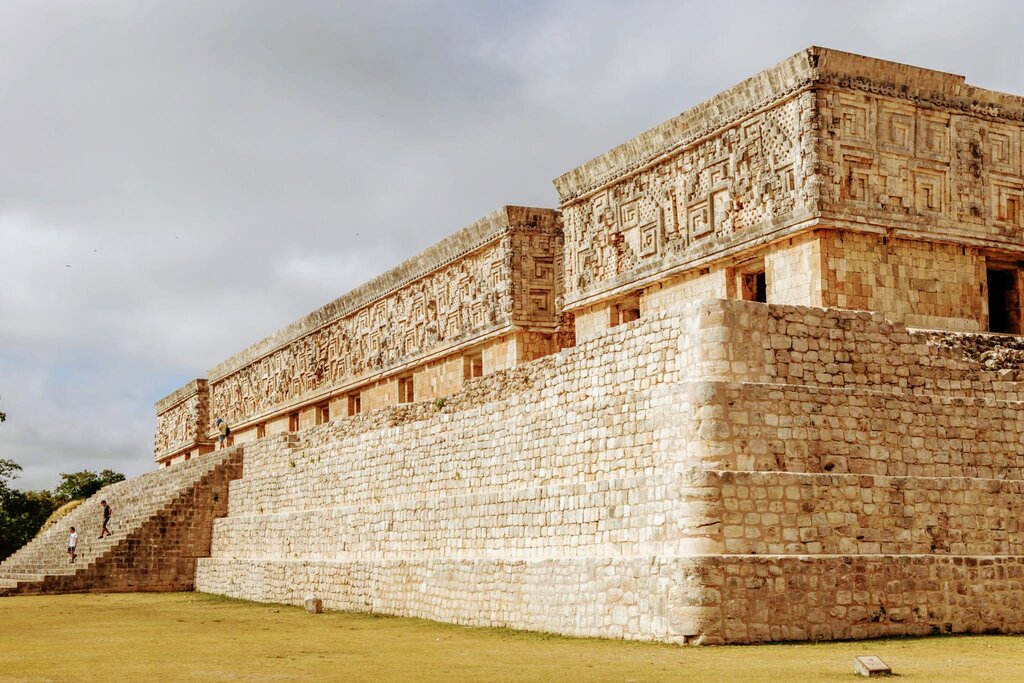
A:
[
  {"xmin": 693, "ymin": 382, "xmax": 1024, "ymax": 479},
  {"xmin": 197, "ymin": 299, "xmax": 1024, "ymax": 645},
  {"xmin": 766, "ymin": 236, "xmax": 824, "ymax": 307},
  {"xmin": 818, "ymin": 231, "xmax": 985, "ymax": 331},
  {"xmin": 688, "ymin": 298, "xmax": 1024, "ymax": 395},
  {"xmin": 196, "ymin": 312, "xmax": 722, "ymax": 643},
  {"xmin": 678, "ymin": 299, "xmax": 1024, "ymax": 642},
  {"xmin": 704, "ymin": 555, "xmax": 1024, "ymax": 643}
]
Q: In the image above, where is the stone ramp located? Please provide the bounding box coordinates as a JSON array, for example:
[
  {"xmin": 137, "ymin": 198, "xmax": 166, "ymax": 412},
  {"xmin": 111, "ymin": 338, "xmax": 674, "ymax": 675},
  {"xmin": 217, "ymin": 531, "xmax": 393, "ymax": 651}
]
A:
[{"xmin": 0, "ymin": 446, "xmax": 244, "ymax": 596}]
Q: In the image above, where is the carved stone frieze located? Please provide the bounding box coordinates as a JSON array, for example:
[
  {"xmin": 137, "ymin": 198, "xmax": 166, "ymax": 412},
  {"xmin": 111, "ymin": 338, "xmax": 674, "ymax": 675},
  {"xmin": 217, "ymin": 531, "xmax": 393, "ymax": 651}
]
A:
[
  {"xmin": 818, "ymin": 88, "xmax": 1024, "ymax": 244},
  {"xmin": 560, "ymin": 95, "xmax": 816, "ymax": 307},
  {"xmin": 205, "ymin": 208, "xmax": 562, "ymax": 430},
  {"xmin": 154, "ymin": 379, "xmax": 211, "ymax": 461}
]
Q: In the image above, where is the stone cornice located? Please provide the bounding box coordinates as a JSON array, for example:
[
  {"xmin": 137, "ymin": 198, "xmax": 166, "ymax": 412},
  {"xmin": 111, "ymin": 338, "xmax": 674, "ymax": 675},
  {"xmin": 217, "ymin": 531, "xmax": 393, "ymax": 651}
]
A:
[{"xmin": 155, "ymin": 378, "xmax": 207, "ymax": 413}]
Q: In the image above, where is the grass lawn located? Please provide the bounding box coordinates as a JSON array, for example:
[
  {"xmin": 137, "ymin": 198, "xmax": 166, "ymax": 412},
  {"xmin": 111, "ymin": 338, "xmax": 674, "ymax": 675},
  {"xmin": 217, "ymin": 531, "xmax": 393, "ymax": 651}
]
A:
[{"xmin": 1, "ymin": 593, "xmax": 1022, "ymax": 682}]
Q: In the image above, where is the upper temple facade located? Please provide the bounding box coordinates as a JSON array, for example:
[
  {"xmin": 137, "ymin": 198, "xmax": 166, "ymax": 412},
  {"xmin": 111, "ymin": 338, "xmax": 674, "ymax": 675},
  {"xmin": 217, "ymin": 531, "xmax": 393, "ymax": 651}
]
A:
[
  {"xmin": 558, "ymin": 46, "xmax": 1024, "ymax": 341},
  {"xmin": 155, "ymin": 46, "xmax": 1024, "ymax": 465}
]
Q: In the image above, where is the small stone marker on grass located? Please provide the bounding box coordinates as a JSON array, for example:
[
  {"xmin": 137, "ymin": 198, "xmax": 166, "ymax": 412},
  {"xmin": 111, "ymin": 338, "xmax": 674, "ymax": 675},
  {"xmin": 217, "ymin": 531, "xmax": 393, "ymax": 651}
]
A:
[
  {"xmin": 304, "ymin": 595, "xmax": 323, "ymax": 614},
  {"xmin": 853, "ymin": 655, "xmax": 891, "ymax": 677}
]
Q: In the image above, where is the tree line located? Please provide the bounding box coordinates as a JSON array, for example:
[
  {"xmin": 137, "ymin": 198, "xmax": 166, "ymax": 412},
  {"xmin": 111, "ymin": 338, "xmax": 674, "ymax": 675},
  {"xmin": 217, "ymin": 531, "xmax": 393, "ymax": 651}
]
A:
[
  {"xmin": 0, "ymin": 396, "xmax": 125, "ymax": 560},
  {"xmin": 0, "ymin": 459, "xmax": 125, "ymax": 561}
]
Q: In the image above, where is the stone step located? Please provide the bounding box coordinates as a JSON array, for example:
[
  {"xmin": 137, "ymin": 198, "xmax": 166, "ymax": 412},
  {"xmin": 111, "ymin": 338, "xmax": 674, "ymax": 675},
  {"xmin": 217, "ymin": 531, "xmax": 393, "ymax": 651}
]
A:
[
  {"xmin": 0, "ymin": 446, "xmax": 243, "ymax": 595},
  {"xmin": 6, "ymin": 564, "xmax": 87, "ymax": 574},
  {"xmin": 0, "ymin": 572, "xmax": 44, "ymax": 581}
]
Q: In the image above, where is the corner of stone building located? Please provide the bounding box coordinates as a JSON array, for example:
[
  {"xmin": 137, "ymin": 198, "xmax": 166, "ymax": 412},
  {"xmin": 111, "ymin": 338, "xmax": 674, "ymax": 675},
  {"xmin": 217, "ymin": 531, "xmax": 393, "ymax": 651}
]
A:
[
  {"xmin": 659, "ymin": 554, "xmax": 725, "ymax": 646},
  {"xmin": 681, "ymin": 298, "xmax": 771, "ymax": 384}
]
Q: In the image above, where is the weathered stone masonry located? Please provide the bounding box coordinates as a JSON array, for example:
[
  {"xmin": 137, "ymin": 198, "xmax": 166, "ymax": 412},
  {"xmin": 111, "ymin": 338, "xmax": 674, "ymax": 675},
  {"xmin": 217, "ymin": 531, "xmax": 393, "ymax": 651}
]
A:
[
  {"xmin": 88, "ymin": 47, "xmax": 1024, "ymax": 643},
  {"xmin": 557, "ymin": 47, "xmax": 1024, "ymax": 339},
  {"xmin": 194, "ymin": 300, "xmax": 1024, "ymax": 643}
]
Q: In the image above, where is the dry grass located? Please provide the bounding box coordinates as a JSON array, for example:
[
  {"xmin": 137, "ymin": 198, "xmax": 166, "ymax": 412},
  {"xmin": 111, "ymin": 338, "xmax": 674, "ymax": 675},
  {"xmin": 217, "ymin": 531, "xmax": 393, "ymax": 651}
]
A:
[
  {"xmin": 1, "ymin": 592, "xmax": 1022, "ymax": 682},
  {"xmin": 37, "ymin": 499, "xmax": 85, "ymax": 535}
]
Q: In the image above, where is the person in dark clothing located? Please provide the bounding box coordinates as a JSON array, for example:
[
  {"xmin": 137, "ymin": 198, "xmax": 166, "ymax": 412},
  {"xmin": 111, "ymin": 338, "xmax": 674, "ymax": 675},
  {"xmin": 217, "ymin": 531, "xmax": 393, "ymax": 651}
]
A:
[
  {"xmin": 99, "ymin": 500, "xmax": 112, "ymax": 539},
  {"xmin": 216, "ymin": 417, "xmax": 231, "ymax": 448}
]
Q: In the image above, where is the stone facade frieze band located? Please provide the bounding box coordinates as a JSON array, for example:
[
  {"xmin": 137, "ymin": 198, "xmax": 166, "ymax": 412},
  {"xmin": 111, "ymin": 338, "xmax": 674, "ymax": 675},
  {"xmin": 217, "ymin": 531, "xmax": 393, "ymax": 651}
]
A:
[{"xmin": 155, "ymin": 206, "xmax": 564, "ymax": 463}]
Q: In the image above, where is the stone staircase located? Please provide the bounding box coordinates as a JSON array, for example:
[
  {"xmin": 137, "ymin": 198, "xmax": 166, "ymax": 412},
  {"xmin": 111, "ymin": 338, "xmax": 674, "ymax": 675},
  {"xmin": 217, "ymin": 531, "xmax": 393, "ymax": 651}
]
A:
[{"xmin": 0, "ymin": 445, "xmax": 244, "ymax": 596}]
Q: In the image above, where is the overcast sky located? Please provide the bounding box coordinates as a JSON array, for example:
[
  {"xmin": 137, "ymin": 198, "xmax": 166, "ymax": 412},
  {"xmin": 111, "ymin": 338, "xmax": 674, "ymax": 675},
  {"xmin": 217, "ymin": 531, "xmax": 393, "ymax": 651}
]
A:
[{"xmin": 2, "ymin": 0, "xmax": 1023, "ymax": 490}]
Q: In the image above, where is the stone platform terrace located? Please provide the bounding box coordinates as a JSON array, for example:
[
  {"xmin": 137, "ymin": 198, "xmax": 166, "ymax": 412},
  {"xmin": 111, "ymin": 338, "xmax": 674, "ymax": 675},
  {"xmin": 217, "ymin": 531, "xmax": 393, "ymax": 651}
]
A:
[{"xmin": 194, "ymin": 299, "xmax": 1024, "ymax": 644}]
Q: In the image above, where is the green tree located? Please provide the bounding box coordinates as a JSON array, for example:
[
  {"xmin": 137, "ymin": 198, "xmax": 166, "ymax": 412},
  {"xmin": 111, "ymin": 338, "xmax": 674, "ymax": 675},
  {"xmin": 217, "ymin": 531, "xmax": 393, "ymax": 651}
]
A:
[
  {"xmin": 0, "ymin": 458, "xmax": 20, "ymax": 489},
  {"xmin": 0, "ymin": 459, "xmax": 59, "ymax": 561},
  {"xmin": 0, "ymin": 460, "xmax": 129, "ymax": 561},
  {"xmin": 0, "ymin": 393, "xmax": 6, "ymax": 422},
  {"xmin": 53, "ymin": 469, "xmax": 126, "ymax": 503}
]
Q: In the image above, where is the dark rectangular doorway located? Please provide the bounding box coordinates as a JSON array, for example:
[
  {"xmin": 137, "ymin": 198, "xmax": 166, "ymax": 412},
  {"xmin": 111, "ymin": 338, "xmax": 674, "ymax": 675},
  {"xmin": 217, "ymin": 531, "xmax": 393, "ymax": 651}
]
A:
[
  {"xmin": 741, "ymin": 270, "xmax": 767, "ymax": 303},
  {"xmin": 987, "ymin": 268, "xmax": 1021, "ymax": 334}
]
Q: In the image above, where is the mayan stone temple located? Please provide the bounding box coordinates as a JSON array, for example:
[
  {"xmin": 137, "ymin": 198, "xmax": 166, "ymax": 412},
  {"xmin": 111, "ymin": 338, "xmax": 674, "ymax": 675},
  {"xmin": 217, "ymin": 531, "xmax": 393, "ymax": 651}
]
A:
[{"xmin": 4, "ymin": 46, "xmax": 1024, "ymax": 645}]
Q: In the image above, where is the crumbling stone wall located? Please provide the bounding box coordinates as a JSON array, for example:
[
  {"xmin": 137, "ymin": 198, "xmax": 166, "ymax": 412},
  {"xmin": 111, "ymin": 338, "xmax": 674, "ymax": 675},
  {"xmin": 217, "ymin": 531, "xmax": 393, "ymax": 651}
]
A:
[{"xmin": 925, "ymin": 329, "xmax": 1024, "ymax": 371}]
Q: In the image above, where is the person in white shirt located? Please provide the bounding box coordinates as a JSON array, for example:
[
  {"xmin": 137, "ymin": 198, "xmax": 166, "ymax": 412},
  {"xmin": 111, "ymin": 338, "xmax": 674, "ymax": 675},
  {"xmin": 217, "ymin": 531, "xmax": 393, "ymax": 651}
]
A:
[{"xmin": 67, "ymin": 527, "xmax": 78, "ymax": 563}]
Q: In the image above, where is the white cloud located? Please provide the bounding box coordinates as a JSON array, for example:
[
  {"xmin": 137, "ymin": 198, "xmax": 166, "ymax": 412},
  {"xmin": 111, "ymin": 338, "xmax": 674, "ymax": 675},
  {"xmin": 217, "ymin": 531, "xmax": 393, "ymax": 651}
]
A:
[{"xmin": 2, "ymin": 0, "xmax": 1023, "ymax": 489}]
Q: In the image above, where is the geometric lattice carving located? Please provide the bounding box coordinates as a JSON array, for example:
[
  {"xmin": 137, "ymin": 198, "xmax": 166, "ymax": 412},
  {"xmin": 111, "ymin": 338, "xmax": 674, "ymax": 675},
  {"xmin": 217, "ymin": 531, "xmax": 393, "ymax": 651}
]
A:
[
  {"xmin": 820, "ymin": 88, "xmax": 1024, "ymax": 241},
  {"xmin": 560, "ymin": 96, "xmax": 810, "ymax": 304}
]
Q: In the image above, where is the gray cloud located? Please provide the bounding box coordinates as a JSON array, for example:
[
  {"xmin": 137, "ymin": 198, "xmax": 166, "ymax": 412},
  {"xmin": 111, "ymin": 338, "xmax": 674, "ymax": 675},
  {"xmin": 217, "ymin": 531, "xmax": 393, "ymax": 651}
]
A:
[{"xmin": 2, "ymin": 0, "xmax": 1022, "ymax": 488}]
